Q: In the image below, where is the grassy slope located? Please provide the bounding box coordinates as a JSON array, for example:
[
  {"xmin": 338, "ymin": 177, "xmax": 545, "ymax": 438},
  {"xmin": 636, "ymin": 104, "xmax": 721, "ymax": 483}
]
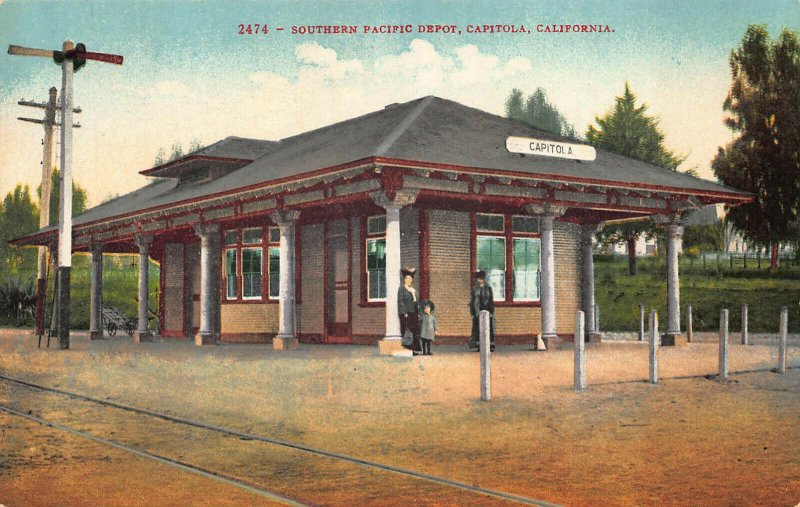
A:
[{"xmin": 595, "ymin": 255, "xmax": 800, "ymax": 333}]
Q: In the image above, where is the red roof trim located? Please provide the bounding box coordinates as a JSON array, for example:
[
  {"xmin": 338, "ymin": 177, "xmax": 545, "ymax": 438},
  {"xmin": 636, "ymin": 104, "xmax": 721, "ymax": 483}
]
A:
[{"xmin": 373, "ymin": 157, "xmax": 752, "ymax": 203}]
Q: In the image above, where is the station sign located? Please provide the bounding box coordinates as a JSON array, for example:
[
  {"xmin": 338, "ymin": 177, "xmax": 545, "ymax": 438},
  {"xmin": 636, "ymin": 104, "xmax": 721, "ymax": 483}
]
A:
[{"xmin": 506, "ymin": 136, "xmax": 596, "ymax": 161}]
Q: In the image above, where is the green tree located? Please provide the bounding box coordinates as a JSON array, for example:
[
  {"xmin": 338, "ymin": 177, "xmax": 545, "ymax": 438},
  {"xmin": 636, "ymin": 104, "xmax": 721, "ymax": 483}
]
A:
[
  {"xmin": 0, "ymin": 185, "xmax": 39, "ymax": 272},
  {"xmin": 505, "ymin": 87, "xmax": 577, "ymax": 138},
  {"xmin": 586, "ymin": 83, "xmax": 686, "ymax": 274},
  {"xmin": 38, "ymin": 168, "xmax": 89, "ymax": 225},
  {"xmin": 712, "ymin": 25, "xmax": 800, "ymax": 270}
]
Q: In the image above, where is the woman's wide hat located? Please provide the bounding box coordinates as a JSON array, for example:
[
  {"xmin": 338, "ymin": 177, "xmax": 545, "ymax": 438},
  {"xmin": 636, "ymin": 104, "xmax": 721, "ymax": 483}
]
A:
[{"xmin": 401, "ymin": 267, "xmax": 417, "ymax": 277}]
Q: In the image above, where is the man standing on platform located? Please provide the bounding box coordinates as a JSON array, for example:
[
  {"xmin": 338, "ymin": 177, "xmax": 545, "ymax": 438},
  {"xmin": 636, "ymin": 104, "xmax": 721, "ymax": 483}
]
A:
[{"xmin": 469, "ymin": 270, "xmax": 495, "ymax": 352}]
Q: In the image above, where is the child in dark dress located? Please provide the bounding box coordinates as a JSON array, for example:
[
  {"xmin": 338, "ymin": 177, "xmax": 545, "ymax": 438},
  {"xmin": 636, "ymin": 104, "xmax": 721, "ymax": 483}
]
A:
[{"xmin": 419, "ymin": 300, "xmax": 437, "ymax": 356}]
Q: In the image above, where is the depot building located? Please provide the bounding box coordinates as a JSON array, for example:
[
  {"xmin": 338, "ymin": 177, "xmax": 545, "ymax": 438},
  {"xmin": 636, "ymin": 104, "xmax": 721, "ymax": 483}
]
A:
[{"xmin": 13, "ymin": 96, "xmax": 749, "ymax": 353}]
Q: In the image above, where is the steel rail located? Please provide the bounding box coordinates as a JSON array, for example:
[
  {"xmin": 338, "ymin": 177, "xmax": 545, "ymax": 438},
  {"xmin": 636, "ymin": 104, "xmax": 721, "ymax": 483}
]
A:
[
  {"xmin": 0, "ymin": 403, "xmax": 307, "ymax": 506},
  {"xmin": 0, "ymin": 373, "xmax": 558, "ymax": 506}
]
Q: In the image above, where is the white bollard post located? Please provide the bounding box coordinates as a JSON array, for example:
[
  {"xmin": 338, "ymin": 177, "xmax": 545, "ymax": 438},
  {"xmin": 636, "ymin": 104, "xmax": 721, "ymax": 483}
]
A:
[
  {"xmin": 594, "ymin": 304, "xmax": 600, "ymax": 333},
  {"xmin": 649, "ymin": 310, "xmax": 658, "ymax": 384},
  {"xmin": 574, "ymin": 311, "xmax": 586, "ymax": 392},
  {"xmin": 741, "ymin": 304, "xmax": 749, "ymax": 345},
  {"xmin": 719, "ymin": 309, "xmax": 729, "ymax": 381},
  {"xmin": 479, "ymin": 310, "xmax": 491, "ymax": 401},
  {"xmin": 686, "ymin": 304, "xmax": 693, "ymax": 343},
  {"xmin": 638, "ymin": 304, "xmax": 645, "ymax": 342},
  {"xmin": 778, "ymin": 307, "xmax": 787, "ymax": 374}
]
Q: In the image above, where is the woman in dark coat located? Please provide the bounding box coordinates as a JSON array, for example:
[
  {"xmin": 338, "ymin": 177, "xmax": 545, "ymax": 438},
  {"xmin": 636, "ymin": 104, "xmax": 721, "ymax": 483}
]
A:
[{"xmin": 398, "ymin": 267, "xmax": 422, "ymax": 355}]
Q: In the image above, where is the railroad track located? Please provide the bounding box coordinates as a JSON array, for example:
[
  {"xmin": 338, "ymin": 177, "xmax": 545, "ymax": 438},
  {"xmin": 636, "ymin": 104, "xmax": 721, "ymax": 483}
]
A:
[{"xmin": 0, "ymin": 373, "xmax": 558, "ymax": 506}]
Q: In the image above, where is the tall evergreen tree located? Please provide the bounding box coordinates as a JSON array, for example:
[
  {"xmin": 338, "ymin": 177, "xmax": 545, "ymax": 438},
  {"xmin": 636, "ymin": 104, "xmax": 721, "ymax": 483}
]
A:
[
  {"xmin": 712, "ymin": 25, "xmax": 800, "ymax": 269},
  {"xmin": 505, "ymin": 87, "xmax": 577, "ymax": 138},
  {"xmin": 586, "ymin": 83, "xmax": 685, "ymax": 274}
]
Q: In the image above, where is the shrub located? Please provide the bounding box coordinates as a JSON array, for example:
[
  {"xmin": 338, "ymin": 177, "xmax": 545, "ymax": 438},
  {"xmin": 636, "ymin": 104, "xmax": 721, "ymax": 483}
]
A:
[{"xmin": 0, "ymin": 276, "xmax": 36, "ymax": 326}]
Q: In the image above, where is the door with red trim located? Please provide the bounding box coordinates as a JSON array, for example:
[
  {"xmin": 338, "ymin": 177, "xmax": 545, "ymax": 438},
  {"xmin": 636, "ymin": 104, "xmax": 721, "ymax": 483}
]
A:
[{"xmin": 326, "ymin": 220, "xmax": 351, "ymax": 343}]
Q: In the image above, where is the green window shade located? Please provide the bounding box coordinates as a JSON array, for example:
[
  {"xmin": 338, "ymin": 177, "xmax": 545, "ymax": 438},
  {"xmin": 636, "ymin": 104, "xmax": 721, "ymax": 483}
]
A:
[
  {"xmin": 268, "ymin": 246, "xmax": 280, "ymax": 299},
  {"xmin": 477, "ymin": 236, "xmax": 505, "ymax": 300},
  {"xmin": 513, "ymin": 238, "xmax": 541, "ymax": 300},
  {"xmin": 225, "ymin": 249, "xmax": 237, "ymax": 298},
  {"xmin": 367, "ymin": 238, "xmax": 386, "ymax": 300},
  {"xmin": 242, "ymin": 248, "xmax": 263, "ymax": 299}
]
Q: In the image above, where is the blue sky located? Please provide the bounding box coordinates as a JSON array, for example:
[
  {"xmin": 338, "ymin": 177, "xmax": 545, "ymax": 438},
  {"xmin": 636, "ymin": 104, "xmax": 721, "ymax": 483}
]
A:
[{"xmin": 1, "ymin": 0, "xmax": 798, "ymax": 205}]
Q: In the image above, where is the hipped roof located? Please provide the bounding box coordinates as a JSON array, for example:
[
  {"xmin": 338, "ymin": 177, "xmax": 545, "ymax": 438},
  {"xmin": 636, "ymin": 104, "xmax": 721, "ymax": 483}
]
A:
[{"xmin": 14, "ymin": 95, "xmax": 749, "ymax": 242}]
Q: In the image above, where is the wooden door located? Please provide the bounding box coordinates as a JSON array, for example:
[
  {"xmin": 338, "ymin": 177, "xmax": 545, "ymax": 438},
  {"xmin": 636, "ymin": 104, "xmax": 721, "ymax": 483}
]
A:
[{"xmin": 326, "ymin": 221, "xmax": 351, "ymax": 343}]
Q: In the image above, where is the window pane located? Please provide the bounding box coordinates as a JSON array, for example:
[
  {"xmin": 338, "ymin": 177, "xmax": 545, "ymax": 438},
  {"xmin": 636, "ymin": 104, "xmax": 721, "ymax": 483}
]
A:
[
  {"xmin": 243, "ymin": 228, "xmax": 262, "ymax": 244},
  {"xmin": 225, "ymin": 249, "xmax": 237, "ymax": 298},
  {"xmin": 476, "ymin": 213, "xmax": 504, "ymax": 232},
  {"xmin": 268, "ymin": 247, "xmax": 280, "ymax": 298},
  {"xmin": 367, "ymin": 215, "xmax": 386, "ymax": 235},
  {"xmin": 268, "ymin": 226, "xmax": 280, "ymax": 244},
  {"xmin": 513, "ymin": 238, "xmax": 541, "ymax": 300},
  {"xmin": 242, "ymin": 248, "xmax": 262, "ymax": 298},
  {"xmin": 225, "ymin": 230, "xmax": 237, "ymax": 246},
  {"xmin": 477, "ymin": 236, "xmax": 505, "ymax": 301},
  {"xmin": 367, "ymin": 238, "xmax": 386, "ymax": 300},
  {"xmin": 512, "ymin": 216, "xmax": 538, "ymax": 234}
]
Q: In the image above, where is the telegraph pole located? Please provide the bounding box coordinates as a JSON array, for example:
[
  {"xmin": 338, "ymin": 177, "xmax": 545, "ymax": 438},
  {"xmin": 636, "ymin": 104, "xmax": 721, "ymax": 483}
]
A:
[
  {"xmin": 8, "ymin": 39, "xmax": 123, "ymax": 349},
  {"xmin": 17, "ymin": 87, "xmax": 81, "ymax": 339}
]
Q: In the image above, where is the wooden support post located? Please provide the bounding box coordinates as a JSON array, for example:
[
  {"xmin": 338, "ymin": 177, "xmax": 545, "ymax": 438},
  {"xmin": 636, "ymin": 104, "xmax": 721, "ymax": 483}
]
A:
[
  {"xmin": 479, "ymin": 310, "xmax": 491, "ymax": 401},
  {"xmin": 574, "ymin": 311, "xmax": 586, "ymax": 392},
  {"xmin": 649, "ymin": 310, "xmax": 658, "ymax": 385},
  {"xmin": 778, "ymin": 307, "xmax": 787, "ymax": 374},
  {"xmin": 719, "ymin": 309, "xmax": 729, "ymax": 381}
]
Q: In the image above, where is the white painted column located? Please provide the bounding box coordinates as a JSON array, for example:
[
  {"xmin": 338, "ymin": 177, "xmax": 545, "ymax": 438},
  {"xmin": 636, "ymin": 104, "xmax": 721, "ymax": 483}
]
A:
[
  {"xmin": 665, "ymin": 219, "xmax": 685, "ymax": 346},
  {"xmin": 526, "ymin": 204, "xmax": 566, "ymax": 351},
  {"xmin": 371, "ymin": 190, "xmax": 418, "ymax": 356},
  {"xmin": 89, "ymin": 243, "xmax": 103, "ymax": 340},
  {"xmin": 384, "ymin": 203, "xmax": 402, "ymax": 341},
  {"xmin": 540, "ymin": 215, "xmax": 558, "ymax": 347},
  {"xmin": 194, "ymin": 223, "xmax": 221, "ymax": 346},
  {"xmin": 270, "ymin": 210, "xmax": 300, "ymax": 350},
  {"xmin": 134, "ymin": 235, "xmax": 153, "ymax": 343},
  {"xmin": 581, "ymin": 224, "xmax": 601, "ymax": 342}
]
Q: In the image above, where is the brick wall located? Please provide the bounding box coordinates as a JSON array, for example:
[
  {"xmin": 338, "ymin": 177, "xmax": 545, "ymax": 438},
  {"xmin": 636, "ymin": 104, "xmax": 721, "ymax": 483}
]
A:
[
  {"xmin": 162, "ymin": 243, "xmax": 184, "ymax": 333},
  {"xmin": 428, "ymin": 210, "xmax": 472, "ymax": 336},
  {"xmin": 554, "ymin": 222, "xmax": 581, "ymax": 335},
  {"xmin": 427, "ymin": 211, "xmax": 582, "ymax": 341},
  {"xmin": 220, "ymin": 303, "xmax": 278, "ymax": 334}
]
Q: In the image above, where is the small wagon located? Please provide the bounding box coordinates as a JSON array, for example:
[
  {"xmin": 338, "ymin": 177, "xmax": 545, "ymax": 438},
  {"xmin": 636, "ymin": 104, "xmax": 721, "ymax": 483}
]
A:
[{"xmin": 101, "ymin": 305, "xmax": 136, "ymax": 336}]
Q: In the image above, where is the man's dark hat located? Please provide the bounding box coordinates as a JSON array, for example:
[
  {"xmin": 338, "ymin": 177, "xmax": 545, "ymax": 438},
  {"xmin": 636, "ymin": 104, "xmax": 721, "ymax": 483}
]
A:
[
  {"xmin": 401, "ymin": 267, "xmax": 417, "ymax": 277},
  {"xmin": 420, "ymin": 299, "xmax": 435, "ymax": 312},
  {"xmin": 476, "ymin": 270, "xmax": 487, "ymax": 279}
]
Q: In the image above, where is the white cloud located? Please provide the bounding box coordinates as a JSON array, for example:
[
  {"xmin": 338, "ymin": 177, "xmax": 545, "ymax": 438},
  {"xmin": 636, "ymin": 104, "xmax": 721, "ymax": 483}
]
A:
[{"xmin": 294, "ymin": 42, "xmax": 363, "ymax": 80}]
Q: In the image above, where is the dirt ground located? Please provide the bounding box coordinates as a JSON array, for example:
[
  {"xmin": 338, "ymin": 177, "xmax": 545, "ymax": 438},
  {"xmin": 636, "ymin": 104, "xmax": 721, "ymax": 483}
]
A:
[{"xmin": 0, "ymin": 329, "xmax": 798, "ymax": 506}]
